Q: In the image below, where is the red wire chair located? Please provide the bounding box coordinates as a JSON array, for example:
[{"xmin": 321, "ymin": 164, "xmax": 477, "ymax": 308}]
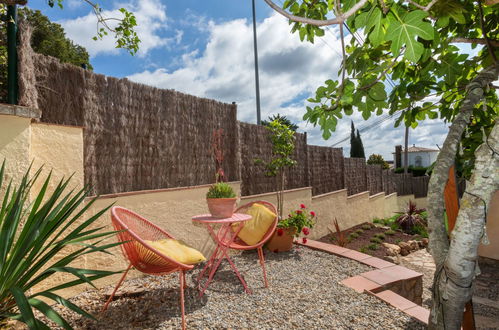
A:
[
  {"xmin": 102, "ymin": 206, "xmax": 196, "ymax": 330},
  {"xmin": 217, "ymin": 201, "xmax": 277, "ymax": 288}
]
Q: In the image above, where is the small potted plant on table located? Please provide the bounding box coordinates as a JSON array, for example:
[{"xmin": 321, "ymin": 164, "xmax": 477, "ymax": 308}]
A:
[
  {"xmin": 266, "ymin": 203, "xmax": 316, "ymax": 252},
  {"xmin": 206, "ymin": 182, "xmax": 237, "ymax": 218}
]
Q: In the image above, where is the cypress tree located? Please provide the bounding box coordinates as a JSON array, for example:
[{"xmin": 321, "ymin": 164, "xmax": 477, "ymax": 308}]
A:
[
  {"xmin": 356, "ymin": 129, "xmax": 366, "ymax": 158},
  {"xmin": 350, "ymin": 121, "xmax": 357, "ymax": 157}
]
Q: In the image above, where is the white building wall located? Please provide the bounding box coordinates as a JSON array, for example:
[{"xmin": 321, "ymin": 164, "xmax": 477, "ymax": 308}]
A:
[{"xmin": 401, "ymin": 151, "xmax": 439, "ymax": 167}]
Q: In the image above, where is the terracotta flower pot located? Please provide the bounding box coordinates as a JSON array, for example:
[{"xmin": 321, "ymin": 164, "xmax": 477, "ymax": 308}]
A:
[
  {"xmin": 266, "ymin": 228, "xmax": 296, "ymax": 252},
  {"xmin": 206, "ymin": 198, "xmax": 237, "ymax": 218}
]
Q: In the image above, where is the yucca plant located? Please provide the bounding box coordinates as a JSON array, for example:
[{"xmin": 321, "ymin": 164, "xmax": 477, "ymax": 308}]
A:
[
  {"xmin": 395, "ymin": 200, "xmax": 427, "ymax": 233},
  {"xmin": 0, "ymin": 161, "xmax": 122, "ymax": 329}
]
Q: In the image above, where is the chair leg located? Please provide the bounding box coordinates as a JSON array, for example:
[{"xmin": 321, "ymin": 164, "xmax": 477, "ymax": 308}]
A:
[
  {"xmin": 102, "ymin": 263, "xmax": 132, "ymax": 313},
  {"xmin": 179, "ymin": 270, "xmax": 186, "ymax": 330},
  {"xmin": 182, "ymin": 271, "xmax": 187, "ymax": 289},
  {"xmin": 257, "ymin": 247, "xmax": 269, "ymax": 288}
]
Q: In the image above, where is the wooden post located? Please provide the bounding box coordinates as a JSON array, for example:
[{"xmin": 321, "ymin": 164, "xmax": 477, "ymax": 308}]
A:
[{"xmin": 444, "ymin": 165, "xmax": 475, "ymax": 330}]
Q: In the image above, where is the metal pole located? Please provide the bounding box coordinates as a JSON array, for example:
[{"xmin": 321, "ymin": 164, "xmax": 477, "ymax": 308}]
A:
[
  {"xmin": 7, "ymin": 4, "xmax": 18, "ymax": 105},
  {"xmin": 251, "ymin": 0, "xmax": 261, "ymax": 125}
]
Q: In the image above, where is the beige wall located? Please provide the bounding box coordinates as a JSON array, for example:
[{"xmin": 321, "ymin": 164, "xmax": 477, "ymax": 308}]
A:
[
  {"xmin": 397, "ymin": 194, "xmax": 428, "ymax": 210},
  {"xmin": 240, "ymin": 187, "xmax": 312, "ymax": 218},
  {"xmin": 478, "ymin": 190, "xmax": 499, "ymax": 260},
  {"xmin": 29, "ymin": 123, "xmax": 84, "ymax": 198},
  {"xmin": 0, "ymin": 114, "xmax": 31, "ymax": 186},
  {"xmin": 310, "ymin": 190, "xmax": 407, "ymax": 240}
]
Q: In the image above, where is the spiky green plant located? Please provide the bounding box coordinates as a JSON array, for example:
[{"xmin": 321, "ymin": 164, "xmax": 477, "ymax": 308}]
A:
[
  {"xmin": 206, "ymin": 182, "xmax": 236, "ymax": 199},
  {"xmin": 0, "ymin": 162, "xmax": 121, "ymax": 329}
]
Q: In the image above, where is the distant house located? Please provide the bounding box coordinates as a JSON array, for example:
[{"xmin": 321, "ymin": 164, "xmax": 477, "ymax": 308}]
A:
[{"xmin": 393, "ymin": 144, "xmax": 439, "ymax": 168}]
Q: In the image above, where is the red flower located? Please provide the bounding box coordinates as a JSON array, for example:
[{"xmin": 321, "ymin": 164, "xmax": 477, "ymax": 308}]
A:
[
  {"xmin": 302, "ymin": 227, "xmax": 310, "ymax": 235},
  {"xmin": 302, "ymin": 237, "xmax": 308, "ymax": 244},
  {"xmin": 310, "ymin": 211, "xmax": 316, "ymax": 217},
  {"xmin": 296, "ymin": 210, "xmax": 302, "ymax": 214},
  {"xmin": 277, "ymin": 228, "xmax": 284, "ymax": 236},
  {"xmin": 300, "ymin": 203, "xmax": 306, "ymax": 209}
]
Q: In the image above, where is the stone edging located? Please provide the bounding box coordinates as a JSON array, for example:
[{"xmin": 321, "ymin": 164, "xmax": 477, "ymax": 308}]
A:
[
  {"xmin": 296, "ymin": 239, "xmax": 430, "ymax": 325},
  {"xmin": 0, "ymin": 103, "xmax": 41, "ymax": 119}
]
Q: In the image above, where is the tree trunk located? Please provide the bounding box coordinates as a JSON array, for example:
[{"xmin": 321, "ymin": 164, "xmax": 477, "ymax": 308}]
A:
[
  {"xmin": 427, "ymin": 64, "xmax": 499, "ymax": 329},
  {"xmin": 430, "ymin": 120, "xmax": 498, "ymax": 329}
]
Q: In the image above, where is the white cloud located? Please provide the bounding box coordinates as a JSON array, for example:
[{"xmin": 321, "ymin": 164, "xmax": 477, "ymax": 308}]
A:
[
  {"xmin": 59, "ymin": 0, "xmax": 168, "ymax": 57},
  {"xmin": 128, "ymin": 14, "xmax": 344, "ymax": 129},
  {"xmin": 128, "ymin": 12, "xmax": 448, "ymax": 161}
]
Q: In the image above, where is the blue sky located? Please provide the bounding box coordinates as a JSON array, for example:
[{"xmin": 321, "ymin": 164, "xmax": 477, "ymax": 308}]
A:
[{"xmin": 28, "ymin": 0, "xmax": 453, "ymax": 160}]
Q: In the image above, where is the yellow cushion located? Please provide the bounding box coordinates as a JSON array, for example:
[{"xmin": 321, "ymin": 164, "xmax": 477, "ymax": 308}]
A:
[
  {"xmin": 140, "ymin": 239, "xmax": 206, "ymax": 265},
  {"xmin": 232, "ymin": 203, "xmax": 276, "ymax": 246}
]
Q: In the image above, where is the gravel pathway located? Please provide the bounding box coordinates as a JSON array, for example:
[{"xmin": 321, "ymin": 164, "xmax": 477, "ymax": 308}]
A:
[{"xmin": 50, "ymin": 247, "xmax": 423, "ymax": 329}]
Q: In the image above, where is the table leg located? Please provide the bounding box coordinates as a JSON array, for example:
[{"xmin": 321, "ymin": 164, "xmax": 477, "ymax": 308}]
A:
[{"xmin": 197, "ymin": 223, "xmax": 252, "ymax": 296}]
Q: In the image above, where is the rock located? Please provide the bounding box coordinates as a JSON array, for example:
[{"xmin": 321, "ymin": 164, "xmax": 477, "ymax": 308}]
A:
[
  {"xmin": 398, "ymin": 242, "xmax": 411, "ymax": 256},
  {"xmin": 383, "ymin": 255, "xmax": 400, "ymax": 265},
  {"xmin": 408, "ymin": 240, "xmax": 419, "ymax": 251},
  {"xmin": 382, "ymin": 243, "xmax": 401, "ymax": 256}
]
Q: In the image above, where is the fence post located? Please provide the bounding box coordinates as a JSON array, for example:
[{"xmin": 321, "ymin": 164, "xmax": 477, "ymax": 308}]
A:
[{"xmin": 7, "ymin": 4, "xmax": 18, "ymax": 104}]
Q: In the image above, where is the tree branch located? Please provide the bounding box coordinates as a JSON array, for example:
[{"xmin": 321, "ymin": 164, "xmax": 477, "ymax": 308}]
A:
[
  {"xmin": 405, "ymin": 0, "xmax": 439, "ymax": 11},
  {"xmin": 427, "ymin": 64, "xmax": 499, "ymax": 267},
  {"xmin": 450, "ymin": 37, "xmax": 499, "ymax": 47},
  {"xmin": 263, "ymin": 0, "xmax": 369, "ymax": 26},
  {"xmin": 478, "ymin": 1, "xmax": 497, "ymax": 63},
  {"xmin": 336, "ymin": 1, "xmax": 346, "ymax": 88}
]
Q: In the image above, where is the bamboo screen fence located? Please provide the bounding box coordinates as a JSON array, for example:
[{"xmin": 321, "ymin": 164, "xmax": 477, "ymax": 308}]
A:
[{"xmin": 16, "ymin": 21, "xmax": 429, "ymax": 198}]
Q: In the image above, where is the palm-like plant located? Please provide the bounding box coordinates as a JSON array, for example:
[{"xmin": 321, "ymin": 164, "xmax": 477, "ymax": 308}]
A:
[
  {"xmin": 395, "ymin": 200, "xmax": 427, "ymax": 233},
  {"xmin": 0, "ymin": 161, "xmax": 121, "ymax": 329}
]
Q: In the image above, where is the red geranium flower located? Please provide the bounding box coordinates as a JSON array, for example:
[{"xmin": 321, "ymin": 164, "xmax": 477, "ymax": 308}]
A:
[
  {"xmin": 300, "ymin": 203, "xmax": 306, "ymax": 209},
  {"xmin": 277, "ymin": 228, "xmax": 284, "ymax": 236},
  {"xmin": 310, "ymin": 211, "xmax": 316, "ymax": 217},
  {"xmin": 296, "ymin": 210, "xmax": 302, "ymax": 214},
  {"xmin": 302, "ymin": 237, "xmax": 308, "ymax": 244},
  {"xmin": 302, "ymin": 227, "xmax": 310, "ymax": 235}
]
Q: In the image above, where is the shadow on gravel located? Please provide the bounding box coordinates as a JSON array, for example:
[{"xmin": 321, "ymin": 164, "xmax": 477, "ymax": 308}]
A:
[{"xmin": 86, "ymin": 287, "xmax": 207, "ymax": 330}]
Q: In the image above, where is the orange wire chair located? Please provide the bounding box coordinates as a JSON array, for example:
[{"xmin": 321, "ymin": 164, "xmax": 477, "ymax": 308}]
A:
[
  {"xmin": 102, "ymin": 206, "xmax": 195, "ymax": 330},
  {"xmin": 217, "ymin": 201, "xmax": 277, "ymax": 288}
]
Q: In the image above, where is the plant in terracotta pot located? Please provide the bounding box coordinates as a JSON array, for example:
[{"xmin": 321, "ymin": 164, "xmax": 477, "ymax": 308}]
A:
[
  {"xmin": 206, "ymin": 182, "xmax": 237, "ymax": 218},
  {"xmin": 266, "ymin": 203, "xmax": 316, "ymax": 252}
]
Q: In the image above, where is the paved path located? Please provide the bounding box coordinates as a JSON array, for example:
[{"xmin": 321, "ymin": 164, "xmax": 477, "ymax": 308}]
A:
[{"xmin": 400, "ymin": 250, "xmax": 499, "ymax": 329}]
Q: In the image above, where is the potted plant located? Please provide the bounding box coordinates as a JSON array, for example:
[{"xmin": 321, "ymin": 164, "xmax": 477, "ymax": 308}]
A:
[
  {"xmin": 266, "ymin": 203, "xmax": 316, "ymax": 252},
  {"xmin": 206, "ymin": 182, "xmax": 237, "ymax": 218}
]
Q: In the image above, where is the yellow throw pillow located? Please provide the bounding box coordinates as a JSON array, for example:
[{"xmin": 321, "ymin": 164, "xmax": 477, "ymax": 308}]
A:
[
  {"xmin": 232, "ymin": 203, "xmax": 277, "ymax": 246},
  {"xmin": 140, "ymin": 239, "xmax": 206, "ymax": 265}
]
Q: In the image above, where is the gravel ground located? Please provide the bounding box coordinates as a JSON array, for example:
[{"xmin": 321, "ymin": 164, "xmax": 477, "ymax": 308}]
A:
[{"xmin": 40, "ymin": 247, "xmax": 424, "ymax": 329}]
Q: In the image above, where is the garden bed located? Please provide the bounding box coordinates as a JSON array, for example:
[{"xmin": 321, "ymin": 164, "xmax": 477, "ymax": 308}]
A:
[{"xmin": 317, "ymin": 219, "xmax": 428, "ymax": 259}]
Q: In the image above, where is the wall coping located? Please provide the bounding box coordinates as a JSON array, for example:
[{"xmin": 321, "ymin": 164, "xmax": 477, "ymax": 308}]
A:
[
  {"xmin": 87, "ymin": 181, "xmax": 242, "ymax": 200},
  {"xmin": 0, "ymin": 103, "xmax": 41, "ymax": 119},
  {"xmin": 31, "ymin": 120, "xmax": 85, "ymax": 130},
  {"xmin": 385, "ymin": 192, "xmax": 398, "ymax": 198},
  {"xmin": 369, "ymin": 192, "xmax": 386, "ymax": 200},
  {"xmin": 240, "ymin": 186, "xmax": 312, "ymax": 199},
  {"xmin": 347, "ymin": 191, "xmax": 370, "ymax": 200},
  {"xmin": 312, "ymin": 189, "xmax": 347, "ymax": 200}
]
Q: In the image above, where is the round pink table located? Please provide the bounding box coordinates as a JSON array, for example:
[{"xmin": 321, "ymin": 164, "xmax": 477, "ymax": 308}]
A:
[{"xmin": 192, "ymin": 213, "xmax": 252, "ymax": 296}]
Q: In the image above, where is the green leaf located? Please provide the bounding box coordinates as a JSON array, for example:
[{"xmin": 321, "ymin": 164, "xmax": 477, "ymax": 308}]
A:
[
  {"xmin": 10, "ymin": 287, "xmax": 38, "ymax": 329},
  {"xmin": 368, "ymin": 83, "xmax": 387, "ymax": 101},
  {"xmin": 29, "ymin": 298, "xmax": 72, "ymax": 329},
  {"xmin": 386, "ymin": 10, "xmax": 434, "ymax": 62}
]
